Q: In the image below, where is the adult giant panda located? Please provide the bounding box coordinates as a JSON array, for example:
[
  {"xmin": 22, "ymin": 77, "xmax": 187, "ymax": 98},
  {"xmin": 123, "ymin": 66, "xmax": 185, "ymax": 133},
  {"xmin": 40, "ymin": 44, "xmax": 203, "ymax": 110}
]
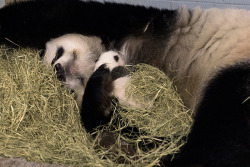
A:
[{"xmin": 0, "ymin": 0, "xmax": 249, "ymax": 166}]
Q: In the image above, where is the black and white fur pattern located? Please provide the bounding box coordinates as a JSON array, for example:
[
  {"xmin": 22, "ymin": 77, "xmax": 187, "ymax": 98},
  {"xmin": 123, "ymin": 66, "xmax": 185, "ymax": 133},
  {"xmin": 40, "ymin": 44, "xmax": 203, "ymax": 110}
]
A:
[
  {"xmin": 82, "ymin": 51, "xmax": 141, "ymax": 131},
  {"xmin": 82, "ymin": 51, "xmax": 129, "ymax": 131},
  {"xmin": 43, "ymin": 33, "xmax": 104, "ymax": 105},
  {"xmin": 94, "ymin": 51, "xmax": 136, "ymax": 107},
  {"xmin": 0, "ymin": 0, "xmax": 249, "ymax": 166},
  {"xmin": 94, "ymin": 51, "xmax": 125, "ymax": 71}
]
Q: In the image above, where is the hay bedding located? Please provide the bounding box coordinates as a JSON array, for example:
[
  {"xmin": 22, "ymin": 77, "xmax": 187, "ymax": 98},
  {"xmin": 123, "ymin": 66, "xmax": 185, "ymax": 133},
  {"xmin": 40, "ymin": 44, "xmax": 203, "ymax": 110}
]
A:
[{"xmin": 0, "ymin": 45, "xmax": 193, "ymax": 166}]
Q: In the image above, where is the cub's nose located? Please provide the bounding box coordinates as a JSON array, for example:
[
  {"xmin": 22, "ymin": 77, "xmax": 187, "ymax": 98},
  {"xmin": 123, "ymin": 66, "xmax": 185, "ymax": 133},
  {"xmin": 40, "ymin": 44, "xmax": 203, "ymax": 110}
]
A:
[{"xmin": 54, "ymin": 63, "xmax": 66, "ymax": 82}]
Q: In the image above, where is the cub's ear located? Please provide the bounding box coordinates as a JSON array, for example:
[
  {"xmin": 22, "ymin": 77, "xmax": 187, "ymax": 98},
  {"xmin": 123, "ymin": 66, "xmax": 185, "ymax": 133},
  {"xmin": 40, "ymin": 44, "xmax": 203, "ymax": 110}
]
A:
[
  {"xmin": 39, "ymin": 49, "xmax": 45, "ymax": 58},
  {"xmin": 39, "ymin": 44, "xmax": 46, "ymax": 58}
]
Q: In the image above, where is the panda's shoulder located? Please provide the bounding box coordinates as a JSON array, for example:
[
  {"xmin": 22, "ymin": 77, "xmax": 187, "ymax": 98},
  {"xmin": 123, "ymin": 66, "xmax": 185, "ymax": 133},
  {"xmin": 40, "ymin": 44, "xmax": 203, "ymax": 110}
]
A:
[{"xmin": 195, "ymin": 61, "xmax": 250, "ymax": 134}]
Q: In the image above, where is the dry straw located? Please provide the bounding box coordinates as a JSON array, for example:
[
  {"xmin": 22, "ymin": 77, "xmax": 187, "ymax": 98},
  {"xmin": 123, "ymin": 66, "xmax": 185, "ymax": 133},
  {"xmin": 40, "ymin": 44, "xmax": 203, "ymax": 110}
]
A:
[{"xmin": 0, "ymin": 46, "xmax": 193, "ymax": 166}]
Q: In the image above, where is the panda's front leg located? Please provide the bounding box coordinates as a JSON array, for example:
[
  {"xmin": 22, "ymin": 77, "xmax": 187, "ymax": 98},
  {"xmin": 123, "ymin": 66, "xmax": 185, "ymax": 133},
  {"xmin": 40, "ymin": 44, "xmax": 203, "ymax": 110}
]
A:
[
  {"xmin": 81, "ymin": 64, "xmax": 114, "ymax": 132},
  {"xmin": 81, "ymin": 51, "xmax": 126, "ymax": 132}
]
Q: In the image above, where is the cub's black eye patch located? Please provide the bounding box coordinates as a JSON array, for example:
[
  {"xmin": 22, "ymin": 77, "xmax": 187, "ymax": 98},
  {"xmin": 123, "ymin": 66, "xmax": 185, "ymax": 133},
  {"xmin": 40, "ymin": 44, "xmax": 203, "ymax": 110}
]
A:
[
  {"xmin": 114, "ymin": 55, "xmax": 119, "ymax": 62},
  {"xmin": 51, "ymin": 46, "xmax": 64, "ymax": 66}
]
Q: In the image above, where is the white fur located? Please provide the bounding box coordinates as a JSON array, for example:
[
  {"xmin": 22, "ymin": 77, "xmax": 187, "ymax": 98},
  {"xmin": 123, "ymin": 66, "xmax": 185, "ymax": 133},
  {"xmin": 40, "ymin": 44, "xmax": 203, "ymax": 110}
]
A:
[
  {"xmin": 168, "ymin": 8, "xmax": 250, "ymax": 111},
  {"xmin": 43, "ymin": 8, "xmax": 250, "ymax": 113},
  {"xmin": 43, "ymin": 34, "xmax": 104, "ymax": 105},
  {"xmin": 120, "ymin": 8, "xmax": 250, "ymax": 112},
  {"xmin": 113, "ymin": 76, "xmax": 144, "ymax": 108},
  {"xmin": 95, "ymin": 51, "xmax": 144, "ymax": 108},
  {"xmin": 94, "ymin": 51, "xmax": 125, "ymax": 71}
]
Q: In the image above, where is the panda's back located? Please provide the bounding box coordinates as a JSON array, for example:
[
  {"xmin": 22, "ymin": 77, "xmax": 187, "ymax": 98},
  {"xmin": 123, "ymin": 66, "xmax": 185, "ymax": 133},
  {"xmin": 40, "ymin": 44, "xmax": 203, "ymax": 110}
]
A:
[{"xmin": 158, "ymin": 7, "xmax": 250, "ymax": 111}]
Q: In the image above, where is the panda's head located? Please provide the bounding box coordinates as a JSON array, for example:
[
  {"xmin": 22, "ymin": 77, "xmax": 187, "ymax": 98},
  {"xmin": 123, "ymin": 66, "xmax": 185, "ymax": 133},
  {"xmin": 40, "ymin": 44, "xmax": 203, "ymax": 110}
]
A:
[
  {"xmin": 94, "ymin": 51, "xmax": 125, "ymax": 71},
  {"xmin": 43, "ymin": 34, "xmax": 104, "ymax": 104}
]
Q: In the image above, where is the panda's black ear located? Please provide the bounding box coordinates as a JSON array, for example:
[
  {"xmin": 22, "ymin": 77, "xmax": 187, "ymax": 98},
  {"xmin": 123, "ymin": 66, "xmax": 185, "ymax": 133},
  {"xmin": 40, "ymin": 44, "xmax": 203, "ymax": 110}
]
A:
[
  {"xmin": 39, "ymin": 49, "xmax": 45, "ymax": 58},
  {"xmin": 114, "ymin": 55, "xmax": 119, "ymax": 62}
]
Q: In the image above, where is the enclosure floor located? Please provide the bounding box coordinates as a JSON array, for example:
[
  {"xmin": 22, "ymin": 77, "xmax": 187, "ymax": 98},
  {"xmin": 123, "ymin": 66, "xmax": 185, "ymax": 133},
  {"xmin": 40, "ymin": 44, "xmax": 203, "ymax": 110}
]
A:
[{"xmin": 0, "ymin": 156, "xmax": 68, "ymax": 167}]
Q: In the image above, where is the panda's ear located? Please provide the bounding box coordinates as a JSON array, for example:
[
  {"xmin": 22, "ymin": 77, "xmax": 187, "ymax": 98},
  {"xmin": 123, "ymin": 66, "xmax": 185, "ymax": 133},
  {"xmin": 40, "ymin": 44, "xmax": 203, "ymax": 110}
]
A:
[
  {"xmin": 39, "ymin": 49, "xmax": 45, "ymax": 58},
  {"xmin": 39, "ymin": 44, "xmax": 46, "ymax": 58}
]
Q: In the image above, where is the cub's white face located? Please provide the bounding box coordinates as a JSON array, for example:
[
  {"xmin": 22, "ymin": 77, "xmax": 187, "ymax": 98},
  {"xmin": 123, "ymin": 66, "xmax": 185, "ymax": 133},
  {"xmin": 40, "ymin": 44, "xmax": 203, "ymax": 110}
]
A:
[
  {"xmin": 95, "ymin": 51, "xmax": 142, "ymax": 109},
  {"xmin": 43, "ymin": 34, "xmax": 104, "ymax": 105},
  {"xmin": 94, "ymin": 51, "xmax": 125, "ymax": 71}
]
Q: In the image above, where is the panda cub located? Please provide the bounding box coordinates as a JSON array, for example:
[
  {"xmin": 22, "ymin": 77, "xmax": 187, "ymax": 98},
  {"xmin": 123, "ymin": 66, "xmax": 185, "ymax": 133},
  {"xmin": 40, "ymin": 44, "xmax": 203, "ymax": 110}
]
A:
[{"xmin": 81, "ymin": 51, "xmax": 134, "ymax": 132}]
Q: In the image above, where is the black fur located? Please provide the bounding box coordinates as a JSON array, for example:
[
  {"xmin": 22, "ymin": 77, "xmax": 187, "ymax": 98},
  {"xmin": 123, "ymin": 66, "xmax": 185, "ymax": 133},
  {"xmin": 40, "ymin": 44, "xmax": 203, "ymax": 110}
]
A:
[
  {"xmin": 0, "ymin": 1, "xmax": 249, "ymax": 166},
  {"xmin": 162, "ymin": 62, "xmax": 250, "ymax": 167},
  {"xmin": 0, "ymin": 0, "xmax": 177, "ymax": 73},
  {"xmin": 0, "ymin": 0, "xmax": 175, "ymax": 49},
  {"xmin": 51, "ymin": 47, "xmax": 64, "ymax": 66},
  {"xmin": 81, "ymin": 64, "xmax": 130, "ymax": 132},
  {"xmin": 54, "ymin": 63, "xmax": 66, "ymax": 82},
  {"xmin": 111, "ymin": 66, "xmax": 132, "ymax": 80},
  {"xmin": 81, "ymin": 64, "xmax": 114, "ymax": 132},
  {"xmin": 83, "ymin": 61, "xmax": 250, "ymax": 166}
]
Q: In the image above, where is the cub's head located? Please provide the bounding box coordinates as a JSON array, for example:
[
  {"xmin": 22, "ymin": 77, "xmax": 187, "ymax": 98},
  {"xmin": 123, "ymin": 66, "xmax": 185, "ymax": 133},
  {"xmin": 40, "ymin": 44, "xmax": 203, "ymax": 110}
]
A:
[
  {"xmin": 43, "ymin": 34, "xmax": 104, "ymax": 104},
  {"xmin": 94, "ymin": 51, "xmax": 125, "ymax": 71}
]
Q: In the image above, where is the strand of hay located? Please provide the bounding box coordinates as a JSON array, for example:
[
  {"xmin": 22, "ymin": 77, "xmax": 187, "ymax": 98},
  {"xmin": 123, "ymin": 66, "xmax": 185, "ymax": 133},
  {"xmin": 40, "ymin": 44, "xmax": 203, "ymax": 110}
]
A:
[{"xmin": 0, "ymin": 45, "xmax": 193, "ymax": 166}]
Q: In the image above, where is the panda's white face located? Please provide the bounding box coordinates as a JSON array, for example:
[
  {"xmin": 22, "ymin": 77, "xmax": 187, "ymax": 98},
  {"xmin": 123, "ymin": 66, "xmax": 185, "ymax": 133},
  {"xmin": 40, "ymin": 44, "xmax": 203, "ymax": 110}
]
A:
[
  {"xmin": 94, "ymin": 51, "xmax": 125, "ymax": 71},
  {"xmin": 43, "ymin": 34, "xmax": 104, "ymax": 105}
]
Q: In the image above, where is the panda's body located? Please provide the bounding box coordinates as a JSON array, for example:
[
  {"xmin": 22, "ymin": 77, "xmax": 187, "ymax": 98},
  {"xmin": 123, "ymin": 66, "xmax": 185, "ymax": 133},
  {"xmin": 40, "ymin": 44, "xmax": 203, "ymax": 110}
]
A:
[
  {"xmin": 0, "ymin": 0, "xmax": 249, "ymax": 166},
  {"xmin": 117, "ymin": 7, "xmax": 250, "ymax": 112}
]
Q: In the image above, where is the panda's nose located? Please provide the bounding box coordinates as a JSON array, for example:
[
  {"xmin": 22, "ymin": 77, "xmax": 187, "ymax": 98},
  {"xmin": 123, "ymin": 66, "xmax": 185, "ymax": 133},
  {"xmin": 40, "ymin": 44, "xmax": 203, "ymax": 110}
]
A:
[{"xmin": 54, "ymin": 63, "xmax": 66, "ymax": 82}]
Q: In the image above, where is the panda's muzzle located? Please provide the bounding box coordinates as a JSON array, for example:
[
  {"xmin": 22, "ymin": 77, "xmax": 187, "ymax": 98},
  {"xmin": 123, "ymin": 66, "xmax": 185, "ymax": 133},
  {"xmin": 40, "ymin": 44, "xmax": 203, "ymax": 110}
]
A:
[{"xmin": 54, "ymin": 63, "xmax": 66, "ymax": 82}]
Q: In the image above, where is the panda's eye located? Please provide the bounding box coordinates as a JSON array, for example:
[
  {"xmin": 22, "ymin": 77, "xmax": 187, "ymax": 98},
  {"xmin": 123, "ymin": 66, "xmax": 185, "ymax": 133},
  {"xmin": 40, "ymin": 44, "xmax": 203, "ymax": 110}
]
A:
[{"xmin": 114, "ymin": 55, "xmax": 119, "ymax": 62}]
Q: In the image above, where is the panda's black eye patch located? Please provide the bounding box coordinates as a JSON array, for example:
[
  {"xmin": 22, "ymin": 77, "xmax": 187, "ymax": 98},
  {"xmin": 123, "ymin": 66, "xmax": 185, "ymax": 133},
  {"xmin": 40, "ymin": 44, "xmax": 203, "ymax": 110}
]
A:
[
  {"xmin": 114, "ymin": 55, "xmax": 119, "ymax": 62},
  {"xmin": 51, "ymin": 47, "xmax": 64, "ymax": 66}
]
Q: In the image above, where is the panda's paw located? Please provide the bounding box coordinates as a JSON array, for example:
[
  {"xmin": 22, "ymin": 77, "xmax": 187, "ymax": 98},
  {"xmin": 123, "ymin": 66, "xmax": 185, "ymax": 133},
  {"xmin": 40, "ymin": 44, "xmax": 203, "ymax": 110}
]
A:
[
  {"xmin": 81, "ymin": 64, "xmax": 114, "ymax": 132},
  {"xmin": 94, "ymin": 51, "xmax": 125, "ymax": 72}
]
